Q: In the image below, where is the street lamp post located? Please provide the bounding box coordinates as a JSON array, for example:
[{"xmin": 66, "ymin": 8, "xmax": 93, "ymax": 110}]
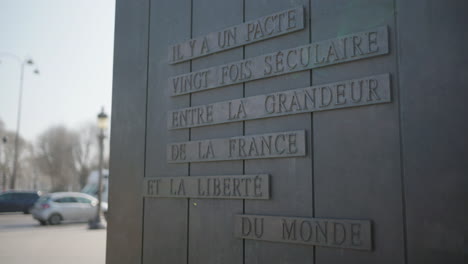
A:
[
  {"xmin": 89, "ymin": 107, "xmax": 108, "ymax": 230},
  {"xmin": 0, "ymin": 54, "xmax": 39, "ymax": 190}
]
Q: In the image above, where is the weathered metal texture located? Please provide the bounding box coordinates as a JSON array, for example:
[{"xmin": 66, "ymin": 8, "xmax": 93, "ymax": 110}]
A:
[
  {"xmin": 168, "ymin": 74, "xmax": 391, "ymax": 129},
  {"xmin": 109, "ymin": 0, "xmax": 468, "ymax": 264},
  {"xmin": 142, "ymin": 0, "xmax": 190, "ymax": 263},
  {"xmin": 105, "ymin": 0, "xmax": 147, "ymax": 263},
  {"xmin": 234, "ymin": 214, "xmax": 372, "ymax": 250},
  {"xmin": 169, "ymin": 26, "xmax": 388, "ymax": 96},
  {"xmin": 310, "ymin": 1, "xmax": 405, "ymax": 264},
  {"xmin": 167, "ymin": 130, "xmax": 306, "ymax": 163},
  {"xmin": 397, "ymin": 1, "xmax": 468, "ymax": 263},
  {"xmin": 187, "ymin": 1, "xmax": 244, "ymax": 263},
  {"xmin": 142, "ymin": 175, "xmax": 269, "ymax": 199},
  {"xmin": 243, "ymin": 1, "xmax": 316, "ymax": 264},
  {"xmin": 168, "ymin": 6, "xmax": 305, "ymax": 64}
]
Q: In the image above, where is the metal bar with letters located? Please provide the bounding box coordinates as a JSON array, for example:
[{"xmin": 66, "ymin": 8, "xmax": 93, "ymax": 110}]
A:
[
  {"xmin": 168, "ymin": 6, "xmax": 305, "ymax": 64},
  {"xmin": 168, "ymin": 74, "xmax": 391, "ymax": 130},
  {"xmin": 167, "ymin": 130, "xmax": 306, "ymax": 163},
  {"xmin": 235, "ymin": 214, "xmax": 372, "ymax": 250},
  {"xmin": 143, "ymin": 175, "xmax": 270, "ymax": 199},
  {"xmin": 169, "ymin": 26, "xmax": 389, "ymax": 96}
]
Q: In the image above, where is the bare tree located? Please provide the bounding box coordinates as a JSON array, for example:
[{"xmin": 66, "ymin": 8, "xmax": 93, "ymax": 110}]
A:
[
  {"xmin": 35, "ymin": 125, "xmax": 80, "ymax": 191},
  {"xmin": 74, "ymin": 122, "xmax": 100, "ymax": 189},
  {"xmin": 0, "ymin": 119, "xmax": 28, "ymax": 191},
  {"xmin": 0, "ymin": 120, "xmax": 109, "ymax": 192},
  {"xmin": 0, "ymin": 120, "xmax": 9, "ymax": 191}
]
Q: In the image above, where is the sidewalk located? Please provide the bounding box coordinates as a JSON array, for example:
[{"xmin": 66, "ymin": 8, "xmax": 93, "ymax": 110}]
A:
[{"xmin": 0, "ymin": 214, "xmax": 106, "ymax": 264}]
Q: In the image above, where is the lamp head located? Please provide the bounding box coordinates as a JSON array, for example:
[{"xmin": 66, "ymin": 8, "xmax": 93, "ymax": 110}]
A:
[{"xmin": 97, "ymin": 107, "xmax": 109, "ymax": 130}]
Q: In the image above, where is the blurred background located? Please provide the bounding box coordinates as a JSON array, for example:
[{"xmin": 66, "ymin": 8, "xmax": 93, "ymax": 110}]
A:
[{"xmin": 0, "ymin": 1, "xmax": 115, "ymax": 263}]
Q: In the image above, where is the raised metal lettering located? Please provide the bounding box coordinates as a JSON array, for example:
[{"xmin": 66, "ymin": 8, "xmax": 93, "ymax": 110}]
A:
[
  {"xmin": 168, "ymin": 6, "xmax": 305, "ymax": 64},
  {"xmin": 167, "ymin": 130, "xmax": 306, "ymax": 163},
  {"xmin": 169, "ymin": 26, "xmax": 389, "ymax": 96},
  {"xmin": 168, "ymin": 74, "xmax": 391, "ymax": 130},
  {"xmin": 143, "ymin": 175, "xmax": 269, "ymax": 199},
  {"xmin": 234, "ymin": 214, "xmax": 372, "ymax": 250}
]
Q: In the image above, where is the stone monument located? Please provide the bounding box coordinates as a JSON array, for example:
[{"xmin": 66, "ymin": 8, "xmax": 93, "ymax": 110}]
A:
[{"xmin": 107, "ymin": 1, "xmax": 468, "ymax": 264}]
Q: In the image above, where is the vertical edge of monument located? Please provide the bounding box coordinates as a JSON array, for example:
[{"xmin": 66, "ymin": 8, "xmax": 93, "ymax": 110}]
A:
[{"xmin": 106, "ymin": 0, "xmax": 148, "ymax": 263}]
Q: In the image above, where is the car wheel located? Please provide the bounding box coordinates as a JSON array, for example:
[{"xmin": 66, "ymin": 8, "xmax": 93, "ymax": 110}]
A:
[
  {"xmin": 39, "ymin": 220, "xmax": 48, "ymax": 226},
  {"xmin": 23, "ymin": 207, "xmax": 32, "ymax": 214},
  {"xmin": 48, "ymin": 214, "xmax": 62, "ymax": 225}
]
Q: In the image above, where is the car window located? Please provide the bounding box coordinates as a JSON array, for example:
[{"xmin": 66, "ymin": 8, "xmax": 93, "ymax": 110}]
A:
[
  {"xmin": 12, "ymin": 193, "xmax": 26, "ymax": 200},
  {"xmin": 0, "ymin": 193, "xmax": 13, "ymax": 200},
  {"xmin": 27, "ymin": 193, "xmax": 39, "ymax": 200},
  {"xmin": 76, "ymin": 197, "xmax": 92, "ymax": 204},
  {"xmin": 54, "ymin": 197, "xmax": 78, "ymax": 203},
  {"xmin": 81, "ymin": 185, "xmax": 98, "ymax": 196},
  {"xmin": 37, "ymin": 196, "xmax": 50, "ymax": 204},
  {"xmin": 16, "ymin": 193, "xmax": 35, "ymax": 200}
]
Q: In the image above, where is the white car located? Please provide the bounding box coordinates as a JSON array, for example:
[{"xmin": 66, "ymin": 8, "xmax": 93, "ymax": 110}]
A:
[{"xmin": 31, "ymin": 192, "xmax": 108, "ymax": 225}]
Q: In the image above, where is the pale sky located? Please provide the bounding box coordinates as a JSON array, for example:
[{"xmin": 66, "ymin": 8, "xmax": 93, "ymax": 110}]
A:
[{"xmin": 0, "ymin": 0, "xmax": 115, "ymax": 141}]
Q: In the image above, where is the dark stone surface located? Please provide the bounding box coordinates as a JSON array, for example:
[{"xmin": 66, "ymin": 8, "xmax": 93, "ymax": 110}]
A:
[
  {"xmin": 310, "ymin": 1, "xmax": 405, "ymax": 264},
  {"xmin": 243, "ymin": 1, "xmax": 316, "ymax": 264},
  {"xmin": 108, "ymin": 0, "xmax": 468, "ymax": 263},
  {"xmin": 105, "ymin": 0, "xmax": 147, "ymax": 263},
  {"xmin": 142, "ymin": 0, "xmax": 190, "ymax": 264},
  {"xmin": 397, "ymin": 1, "xmax": 468, "ymax": 263},
  {"xmin": 187, "ymin": 1, "xmax": 244, "ymax": 263}
]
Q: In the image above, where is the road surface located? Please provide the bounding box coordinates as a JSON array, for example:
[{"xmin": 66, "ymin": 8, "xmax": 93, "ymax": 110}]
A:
[{"xmin": 0, "ymin": 213, "xmax": 106, "ymax": 264}]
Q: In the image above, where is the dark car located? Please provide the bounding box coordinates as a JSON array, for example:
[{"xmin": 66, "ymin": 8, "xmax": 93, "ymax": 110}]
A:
[{"xmin": 0, "ymin": 191, "xmax": 42, "ymax": 214}]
